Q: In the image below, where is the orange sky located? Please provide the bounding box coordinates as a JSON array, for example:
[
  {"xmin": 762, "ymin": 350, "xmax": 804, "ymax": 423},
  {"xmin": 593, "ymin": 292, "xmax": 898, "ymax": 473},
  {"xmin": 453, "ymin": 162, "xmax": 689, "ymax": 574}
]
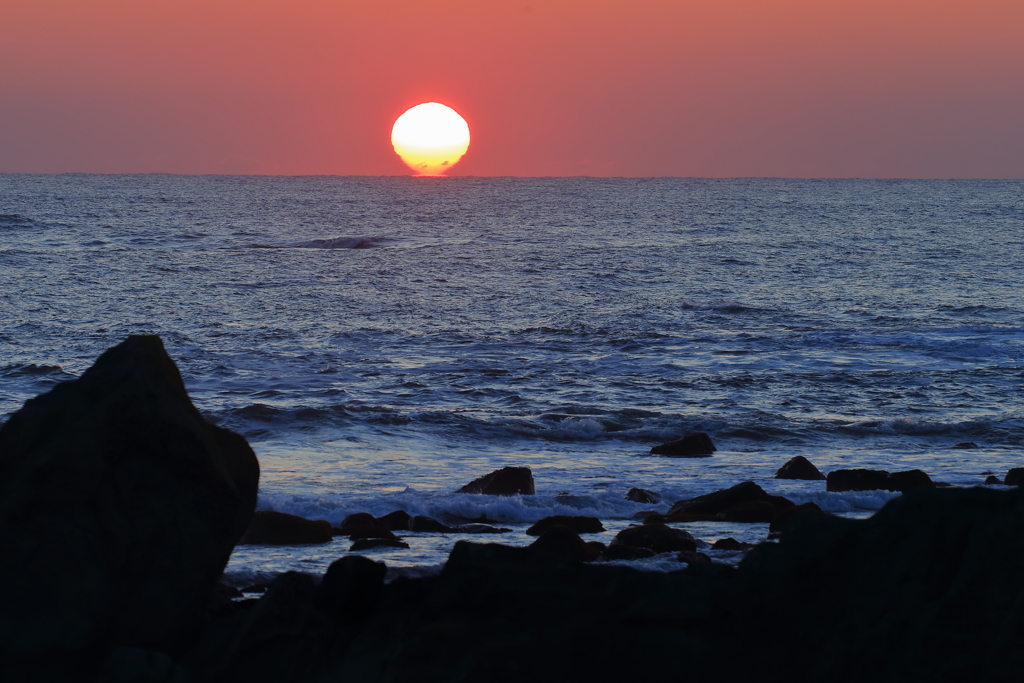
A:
[{"xmin": 1, "ymin": 0, "xmax": 1022, "ymax": 177}]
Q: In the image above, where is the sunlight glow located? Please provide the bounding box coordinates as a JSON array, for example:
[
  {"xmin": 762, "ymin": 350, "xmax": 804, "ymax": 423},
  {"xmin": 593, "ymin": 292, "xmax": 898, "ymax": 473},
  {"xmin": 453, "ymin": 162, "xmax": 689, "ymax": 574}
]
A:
[{"xmin": 391, "ymin": 103, "xmax": 470, "ymax": 176}]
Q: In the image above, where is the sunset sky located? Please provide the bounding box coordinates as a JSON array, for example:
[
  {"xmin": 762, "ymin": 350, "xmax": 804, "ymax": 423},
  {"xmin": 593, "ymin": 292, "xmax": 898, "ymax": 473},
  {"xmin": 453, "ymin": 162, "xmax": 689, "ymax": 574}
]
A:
[{"xmin": 1, "ymin": 0, "xmax": 1022, "ymax": 177}]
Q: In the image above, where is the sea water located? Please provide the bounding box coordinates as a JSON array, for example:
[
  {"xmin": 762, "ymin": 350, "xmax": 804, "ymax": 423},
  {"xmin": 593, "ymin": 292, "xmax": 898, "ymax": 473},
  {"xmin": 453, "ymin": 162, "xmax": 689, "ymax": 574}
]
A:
[{"xmin": 1, "ymin": 175, "xmax": 1021, "ymax": 583}]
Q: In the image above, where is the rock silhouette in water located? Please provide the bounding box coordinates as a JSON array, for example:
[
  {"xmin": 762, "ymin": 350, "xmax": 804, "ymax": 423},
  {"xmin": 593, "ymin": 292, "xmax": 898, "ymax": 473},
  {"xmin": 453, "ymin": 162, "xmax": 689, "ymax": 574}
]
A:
[
  {"xmin": 239, "ymin": 510, "xmax": 333, "ymax": 545},
  {"xmin": 650, "ymin": 432, "xmax": 717, "ymax": 456},
  {"xmin": 666, "ymin": 481, "xmax": 795, "ymax": 523},
  {"xmin": 775, "ymin": 455, "xmax": 826, "ymax": 480},
  {"xmin": 827, "ymin": 468, "xmax": 935, "ymax": 492},
  {"xmin": 526, "ymin": 515, "xmax": 605, "ymax": 536},
  {"xmin": 456, "ymin": 466, "xmax": 536, "ymax": 495},
  {"xmin": 0, "ymin": 335, "xmax": 259, "ymax": 679}
]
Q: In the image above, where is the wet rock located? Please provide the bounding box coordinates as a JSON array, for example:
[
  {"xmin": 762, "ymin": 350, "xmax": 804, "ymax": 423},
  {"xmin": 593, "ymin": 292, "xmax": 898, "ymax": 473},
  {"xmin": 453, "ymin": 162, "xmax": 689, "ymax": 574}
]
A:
[
  {"xmin": 711, "ymin": 537, "xmax": 755, "ymax": 551},
  {"xmin": 666, "ymin": 481, "xmax": 795, "ymax": 523},
  {"xmin": 338, "ymin": 512, "xmax": 397, "ymax": 540},
  {"xmin": 239, "ymin": 510, "xmax": 334, "ymax": 545},
  {"xmin": 456, "ymin": 466, "xmax": 535, "ymax": 495},
  {"xmin": 1005, "ymin": 468, "xmax": 1024, "ymax": 487},
  {"xmin": 0, "ymin": 336, "xmax": 259, "ymax": 675},
  {"xmin": 454, "ymin": 524, "xmax": 509, "ymax": 534},
  {"xmin": 626, "ymin": 487, "xmax": 662, "ymax": 504},
  {"xmin": 826, "ymin": 468, "xmax": 935, "ymax": 492},
  {"xmin": 602, "ymin": 544, "xmax": 657, "ymax": 560},
  {"xmin": 526, "ymin": 515, "xmax": 605, "ymax": 536},
  {"xmin": 985, "ymin": 475, "xmax": 1002, "ymax": 485},
  {"xmin": 775, "ymin": 455, "xmax": 826, "ymax": 480},
  {"xmin": 650, "ymin": 432, "xmax": 716, "ymax": 457},
  {"xmin": 528, "ymin": 526, "xmax": 602, "ymax": 562},
  {"xmin": 377, "ymin": 510, "xmax": 412, "ymax": 531},
  {"xmin": 410, "ymin": 515, "xmax": 455, "ymax": 532},
  {"xmin": 676, "ymin": 550, "xmax": 712, "ymax": 564},
  {"xmin": 953, "ymin": 442, "xmax": 979, "ymax": 449},
  {"xmin": 631, "ymin": 509, "xmax": 662, "ymax": 521},
  {"xmin": 768, "ymin": 502, "xmax": 828, "ymax": 538},
  {"xmin": 350, "ymin": 538, "xmax": 410, "ymax": 551},
  {"xmin": 611, "ymin": 523, "xmax": 697, "ymax": 554}
]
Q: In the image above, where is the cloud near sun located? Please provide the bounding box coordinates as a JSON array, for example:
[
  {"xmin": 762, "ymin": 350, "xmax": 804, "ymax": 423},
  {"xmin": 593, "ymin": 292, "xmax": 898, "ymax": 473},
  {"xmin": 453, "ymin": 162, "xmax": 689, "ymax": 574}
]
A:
[{"xmin": 391, "ymin": 103, "xmax": 470, "ymax": 176}]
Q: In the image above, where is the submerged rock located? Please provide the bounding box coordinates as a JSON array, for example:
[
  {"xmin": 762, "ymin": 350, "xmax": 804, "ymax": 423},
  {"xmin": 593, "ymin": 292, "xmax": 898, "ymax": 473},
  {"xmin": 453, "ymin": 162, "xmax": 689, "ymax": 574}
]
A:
[
  {"xmin": 775, "ymin": 455, "xmax": 826, "ymax": 480},
  {"xmin": 350, "ymin": 538, "xmax": 410, "ymax": 551},
  {"xmin": 456, "ymin": 466, "xmax": 536, "ymax": 495},
  {"xmin": 239, "ymin": 511, "xmax": 333, "ymax": 545},
  {"xmin": 666, "ymin": 481, "xmax": 795, "ymax": 523},
  {"xmin": 410, "ymin": 515, "xmax": 455, "ymax": 532},
  {"xmin": 0, "ymin": 336, "xmax": 259, "ymax": 677},
  {"xmin": 626, "ymin": 487, "xmax": 662, "ymax": 504},
  {"xmin": 650, "ymin": 432, "xmax": 717, "ymax": 457},
  {"xmin": 526, "ymin": 515, "xmax": 605, "ymax": 536}
]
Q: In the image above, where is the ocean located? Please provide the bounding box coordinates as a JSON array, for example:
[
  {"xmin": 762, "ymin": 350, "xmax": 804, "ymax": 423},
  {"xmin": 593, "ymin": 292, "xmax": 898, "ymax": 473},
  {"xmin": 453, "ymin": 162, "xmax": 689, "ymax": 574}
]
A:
[{"xmin": 1, "ymin": 174, "xmax": 1021, "ymax": 584}]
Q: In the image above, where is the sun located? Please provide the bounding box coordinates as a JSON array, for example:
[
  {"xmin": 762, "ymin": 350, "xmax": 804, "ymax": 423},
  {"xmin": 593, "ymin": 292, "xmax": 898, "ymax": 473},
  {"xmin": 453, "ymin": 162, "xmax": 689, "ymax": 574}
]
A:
[{"xmin": 391, "ymin": 103, "xmax": 470, "ymax": 176}]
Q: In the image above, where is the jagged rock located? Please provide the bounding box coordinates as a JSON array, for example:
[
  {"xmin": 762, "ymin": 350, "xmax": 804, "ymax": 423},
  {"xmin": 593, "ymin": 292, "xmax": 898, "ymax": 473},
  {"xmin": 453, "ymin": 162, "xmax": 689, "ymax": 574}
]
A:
[
  {"xmin": 611, "ymin": 523, "xmax": 696, "ymax": 553},
  {"xmin": 626, "ymin": 487, "xmax": 662, "ymax": 504},
  {"xmin": 239, "ymin": 511, "xmax": 333, "ymax": 545},
  {"xmin": 666, "ymin": 481, "xmax": 795, "ymax": 523},
  {"xmin": 377, "ymin": 510, "xmax": 412, "ymax": 530},
  {"xmin": 650, "ymin": 432, "xmax": 716, "ymax": 457},
  {"xmin": 456, "ymin": 467, "xmax": 535, "ymax": 495},
  {"xmin": 526, "ymin": 515, "xmax": 605, "ymax": 536},
  {"xmin": 827, "ymin": 469, "xmax": 935, "ymax": 492},
  {"xmin": 0, "ymin": 336, "xmax": 259, "ymax": 677},
  {"xmin": 350, "ymin": 538, "xmax": 410, "ymax": 551},
  {"xmin": 775, "ymin": 455, "xmax": 826, "ymax": 480},
  {"xmin": 1005, "ymin": 468, "xmax": 1024, "ymax": 487},
  {"xmin": 410, "ymin": 515, "xmax": 454, "ymax": 532},
  {"xmin": 528, "ymin": 526, "xmax": 602, "ymax": 562}
]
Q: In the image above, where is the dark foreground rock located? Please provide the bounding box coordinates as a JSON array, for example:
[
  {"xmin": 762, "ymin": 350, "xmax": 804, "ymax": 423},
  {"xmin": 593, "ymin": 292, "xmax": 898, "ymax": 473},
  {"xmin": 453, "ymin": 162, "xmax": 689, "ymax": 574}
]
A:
[
  {"xmin": 650, "ymin": 432, "xmax": 716, "ymax": 456},
  {"xmin": 1005, "ymin": 468, "xmax": 1024, "ymax": 487},
  {"xmin": 827, "ymin": 468, "xmax": 936, "ymax": 492},
  {"xmin": 775, "ymin": 455, "xmax": 826, "ymax": 480},
  {"xmin": 456, "ymin": 466, "xmax": 536, "ymax": 495},
  {"xmin": 526, "ymin": 515, "xmax": 605, "ymax": 536},
  {"xmin": 0, "ymin": 336, "xmax": 259, "ymax": 679},
  {"xmin": 611, "ymin": 523, "xmax": 697, "ymax": 553},
  {"xmin": 239, "ymin": 511, "xmax": 333, "ymax": 545},
  {"xmin": 666, "ymin": 481, "xmax": 795, "ymax": 523}
]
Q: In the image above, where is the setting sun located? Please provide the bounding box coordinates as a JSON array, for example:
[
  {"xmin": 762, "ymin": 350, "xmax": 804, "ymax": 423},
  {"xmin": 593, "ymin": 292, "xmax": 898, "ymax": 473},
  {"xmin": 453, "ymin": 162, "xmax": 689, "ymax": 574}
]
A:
[{"xmin": 391, "ymin": 103, "xmax": 470, "ymax": 176}]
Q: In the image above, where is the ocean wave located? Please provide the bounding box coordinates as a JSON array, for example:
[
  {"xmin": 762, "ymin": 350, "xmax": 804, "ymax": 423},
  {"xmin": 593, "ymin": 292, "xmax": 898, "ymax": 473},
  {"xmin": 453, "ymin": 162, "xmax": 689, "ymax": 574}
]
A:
[
  {"xmin": 0, "ymin": 363, "xmax": 75, "ymax": 379},
  {"xmin": 251, "ymin": 236, "xmax": 388, "ymax": 250}
]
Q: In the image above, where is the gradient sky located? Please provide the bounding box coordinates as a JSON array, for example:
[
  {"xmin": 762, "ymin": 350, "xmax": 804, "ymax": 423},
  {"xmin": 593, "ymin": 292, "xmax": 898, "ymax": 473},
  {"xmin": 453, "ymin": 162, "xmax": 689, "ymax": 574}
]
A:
[{"xmin": 1, "ymin": 0, "xmax": 1022, "ymax": 177}]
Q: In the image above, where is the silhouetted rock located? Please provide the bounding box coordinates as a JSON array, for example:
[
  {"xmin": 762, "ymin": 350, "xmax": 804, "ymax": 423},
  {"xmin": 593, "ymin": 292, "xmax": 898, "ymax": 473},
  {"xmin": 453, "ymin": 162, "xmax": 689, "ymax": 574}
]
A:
[
  {"xmin": 454, "ymin": 523, "xmax": 509, "ymax": 534},
  {"xmin": 827, "ymin": 468, "xmax": 935, "ymax": 492},
  {"xmin": 666, "ymin": 481, "xmax": 795, "ymax": 523},
  {"xmin": 350, "ymin": 538, "xmax": 410, "ymax": 551},
  {"xmin": 775, "ymin": 455, "xmax": 826, "ymax": 480},
  {"xmin": 338, "ymin": 512, "xmax": 397, "ymax": 540},
  {"xmin": 456, "ymin": 466, "xmax": 535, "ymax": 495},
  {"xmin": 377, "ymin": 510, "xmax": 412, "ymax": 530},
  {"xmin": 953, "ymin": 442, "xmax": 979, "ymax": 449},
  {"xmin": 526, "ymin": 515, "xmax": 605, "ymax": 536},
  {"xmin": 650, "ymin": 432, "xmax": 717, "ymax": 456},
  {"xmin": 768, "ymin": 502, "xmax": 828, "ymax": 538},
  {"xmin": 528, "ymin": 526, "xmax": 602, "ymax": 562},
  {"xmin": 1005, "ymin": 468, "xmax": 1024, "ymax": 487},
  {"xmin": 612, "ymin": 523, "xmax": 697, "ymax": 553},
  {"xmin": 711, "ymin": 537, "xmax": 755, "ymax": 551},
  {"xmin": 602, "ymin": 544, "xmax": 656, "ymax": 560},
  {"xmin": 0, "ymin": 336, "xmax": 259, "ymax": 678},
  {"xmin": 239, "ymin": 510, "xmax": 333, "ymax": 545},
  {"xmin": 676, "ymin": 550, "xmax": 712, "ymax": 564},
  {"xmin": 985, "ymin": 475, "xmax": 1002, "ymax": 485},
  {"xmin": 626, "ymin": 487, "xmax": 662, "ymax": 503},
  {"xmin": 410, "ymin": 515, "xmax": 454, "ymax": 532}
]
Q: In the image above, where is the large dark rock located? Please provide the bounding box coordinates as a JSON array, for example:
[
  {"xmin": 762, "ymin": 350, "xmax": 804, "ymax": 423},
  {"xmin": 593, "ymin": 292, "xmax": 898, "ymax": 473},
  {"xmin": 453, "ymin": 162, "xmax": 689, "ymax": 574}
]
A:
[
  {"xmin": 650, "ymin": 432, "xmax": 717, "ymax": 457},
  {"xmin": 526, "ymin": 515, "xmax": 605, "ymax": 536},
  {"xmin": 338, "ymin": 512, "xmax": 397, "ymax": 540},
  {"xmin": 666, "ymin": 481, "xmax": 795, "ymax": 523},
  {"xmin": 827, "ymin": 468, "xmax": 936, "ymax": 492},
  {"xmin": 377, "ymin": 510, "xmax": 412, "ymax": 530},
  {"xmin": 1005, "ymin": 468, "xmax": 1024, "ymax": 487},
  {"xmin": 0, "ymin": 336, "xmax": 259, "ymax": 678},
  {"xmin": 409, "ymin": 515, "xmax": 455, "ymax": 532},
  {"xmin": 239, "ymin": 511, "xmax": 333, "ymax": 545},
  {"xmin": 626, "ymin": 487, "xmax": 662, "ymax": 504},
  {"xmin": 611, "ymin": 523, "xmax": 697, "ymax": 553},
  {"xmin": 456, "ymin": 466, "xmax": 535, "ymax": 495},
  {"xmin": 775, "ymin": 455, "xmax": 826, "ymax": 480},
  {"xmin": 528, "ymin": 526, "xmax": 602, "ymax": 562}
]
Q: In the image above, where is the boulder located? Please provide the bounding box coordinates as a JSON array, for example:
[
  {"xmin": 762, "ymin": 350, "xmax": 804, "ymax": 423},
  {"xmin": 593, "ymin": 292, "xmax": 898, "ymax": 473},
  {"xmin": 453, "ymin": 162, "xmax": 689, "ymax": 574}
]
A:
[
  {"xmin": 456, "ymin": 467, "xmax": 535, "ymax": 495},
  {"xmin": 338, "ymin": 513, "xmax": 397, "ymax": 540},
  {"xmin": 410, "ymin": 515, "xmax": 455, "ymax": 532},
  {"xmin": 0, "ymin": 336, "xmax": 259, "ymax": 676},
  {"xmin": 238, "ymin": 511, "xmax": 333, "ymax": 545},
  {"xmin": 528, "ymin": 526, "xmax": 602, "ymax": 562},
  {"xmin": 611, "ymin": 523, "xmax": 697, "ymax": 554},
  {"xmin": 775, "ymin": 456, "xmax": 826, "ymax": 480},
  {"xmin": 526, "ymin": 515, "xmax": 605, "ymax": 536},
  {"xmin": 1005, "ymin": 468, "xmax": 1024, "ymax": 487},
  {"xmin": 985, "ymin": 475, "xmax": 1002, "ymax": 485},
  {"xmin": 602, "ymin": 544, "xmax": 656, "ymax": 560},
  {"xmin": 676, "ymin": 550, "xmax": 712, "ymax": 564},
  {"xmin": 650, "ymin": 432, "xmax": 716, "ymax": 457},
  {"xmin": 768, "ymin": 502, "xmax": 828, "ymax": 538},
  {"xmin": 711, "ymin": 538, "xmax": 755, "ymax": 551},
  {"xmin": 626, "ymin": 487, "xmax": 662, "ymax": 504},
  {"xmin": 826, "ymin": 469, "xmax": 935, "ymax": 492},
  {"xmin": 377, "ymin": 510, "xmax": 412, "ymax": 531},
  {"xmin": 666, "ymin": 481, "xmax": 795, "ymax": 523},
  {"xmin": 350, "ymin": 538, "xmax": 410, "ymax": 551}
]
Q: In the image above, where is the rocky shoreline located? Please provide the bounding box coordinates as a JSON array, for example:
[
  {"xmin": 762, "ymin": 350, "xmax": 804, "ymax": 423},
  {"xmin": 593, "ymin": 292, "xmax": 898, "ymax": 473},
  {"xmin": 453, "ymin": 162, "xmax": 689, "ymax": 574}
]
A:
[{"xmin": 1, "ymin": 336, "xmax": 1022, "ymax": 682}]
